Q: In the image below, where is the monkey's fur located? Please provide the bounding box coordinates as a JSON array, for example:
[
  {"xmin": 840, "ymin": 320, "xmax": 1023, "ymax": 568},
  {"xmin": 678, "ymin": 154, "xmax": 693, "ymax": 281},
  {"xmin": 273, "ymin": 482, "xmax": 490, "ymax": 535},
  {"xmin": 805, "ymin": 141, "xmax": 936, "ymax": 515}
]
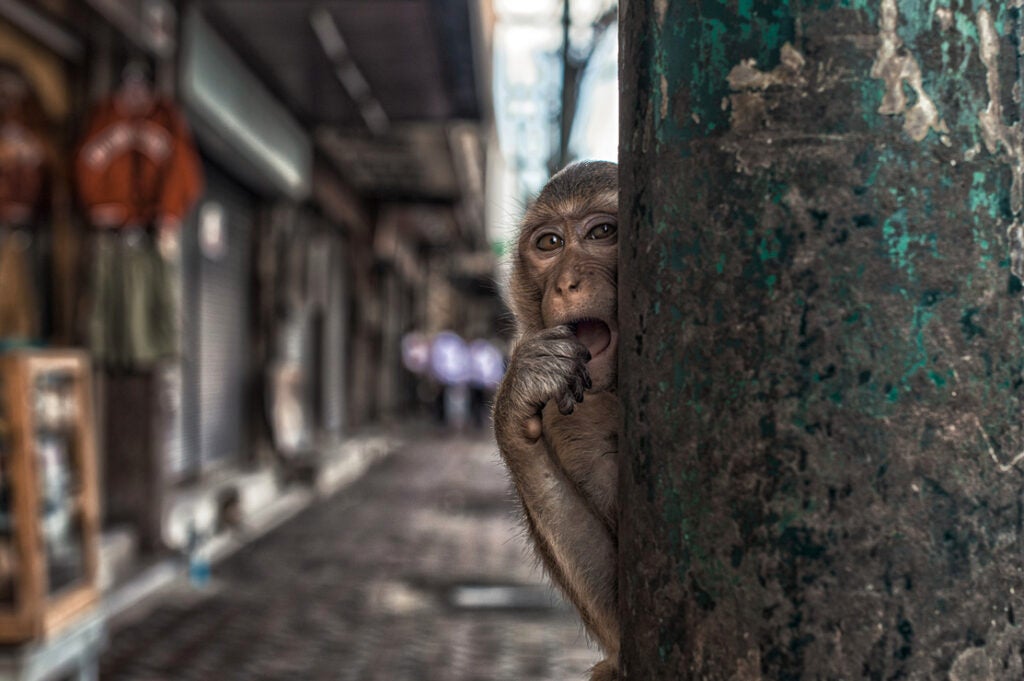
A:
[{"xmin": 493, "ymin": 161, "xmax": 620, "ymax": 680}]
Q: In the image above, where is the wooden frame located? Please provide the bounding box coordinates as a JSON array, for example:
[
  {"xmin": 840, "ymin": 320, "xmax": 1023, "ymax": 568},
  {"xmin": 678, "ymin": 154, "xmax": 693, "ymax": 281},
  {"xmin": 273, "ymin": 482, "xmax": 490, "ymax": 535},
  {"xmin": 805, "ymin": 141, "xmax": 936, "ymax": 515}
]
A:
[{"xmin": 0, "ymin": 350, "xmax": 99, "ymax": 642}]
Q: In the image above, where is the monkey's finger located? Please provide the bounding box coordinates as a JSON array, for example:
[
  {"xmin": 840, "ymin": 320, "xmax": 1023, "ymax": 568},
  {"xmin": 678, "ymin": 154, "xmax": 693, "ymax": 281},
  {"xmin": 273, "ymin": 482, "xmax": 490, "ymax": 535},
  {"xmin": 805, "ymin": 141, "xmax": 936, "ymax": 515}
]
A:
[
  {"xmin": 556, "ymin": 392, "xmax": 576, "ymax": 415},
  {"xmin": 567, "ymin": 359, "xmax": 591, "ymax": 388},
  {"xmin": 570, "ymin": 379, "xmax": 585, "ymax": 403},
  {"xmin": 519, "ymin": 340, "xmax": 573, "ymax": 363},
  {"xmin": 564, "ymin": 368, "xmax": 588, "ymax": 399},
  {"xmin": 536, "ymin": 325, "xmax": 575, "ymax": 342},
  {"xmin": 546, "ymin": 339, "xmax": 588, "ymax": 360}
]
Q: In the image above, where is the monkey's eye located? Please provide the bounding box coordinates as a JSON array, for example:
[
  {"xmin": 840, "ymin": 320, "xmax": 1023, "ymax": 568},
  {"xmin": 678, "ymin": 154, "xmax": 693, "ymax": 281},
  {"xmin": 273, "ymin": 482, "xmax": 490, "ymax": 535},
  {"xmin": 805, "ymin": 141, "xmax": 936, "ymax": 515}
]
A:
[
  {"xmin": 586, "ymin": 222, "xmax": 617, "ymax": 240},
  {"xmin": 536, "ymin": 233, "xmax": 564, "ymax": 251}
]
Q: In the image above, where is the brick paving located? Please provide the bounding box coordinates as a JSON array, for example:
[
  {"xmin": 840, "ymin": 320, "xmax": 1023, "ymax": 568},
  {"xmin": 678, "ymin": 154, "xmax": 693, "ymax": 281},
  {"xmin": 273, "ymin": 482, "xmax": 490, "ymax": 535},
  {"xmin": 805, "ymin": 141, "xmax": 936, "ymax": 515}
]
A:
[{"xmin": 100, "ymin": 431, "xmax": 602, "ymax": 680}]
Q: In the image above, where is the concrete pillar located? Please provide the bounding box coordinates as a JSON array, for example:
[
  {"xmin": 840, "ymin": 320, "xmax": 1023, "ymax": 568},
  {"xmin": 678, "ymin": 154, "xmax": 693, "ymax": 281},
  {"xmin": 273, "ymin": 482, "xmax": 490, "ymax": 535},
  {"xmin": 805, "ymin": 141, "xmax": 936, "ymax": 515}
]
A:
[{"xmin": 619, "ymin": 2, "xmax": 1024, "ymax": 678}]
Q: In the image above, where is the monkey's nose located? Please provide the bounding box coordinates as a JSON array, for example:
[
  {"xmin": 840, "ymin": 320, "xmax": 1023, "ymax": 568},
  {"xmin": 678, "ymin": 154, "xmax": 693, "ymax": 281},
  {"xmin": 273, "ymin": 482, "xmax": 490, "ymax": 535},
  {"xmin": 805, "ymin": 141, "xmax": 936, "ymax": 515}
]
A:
[{"xmin": 556, "ymin": 277, "xmax": 582, "ymax": 295}]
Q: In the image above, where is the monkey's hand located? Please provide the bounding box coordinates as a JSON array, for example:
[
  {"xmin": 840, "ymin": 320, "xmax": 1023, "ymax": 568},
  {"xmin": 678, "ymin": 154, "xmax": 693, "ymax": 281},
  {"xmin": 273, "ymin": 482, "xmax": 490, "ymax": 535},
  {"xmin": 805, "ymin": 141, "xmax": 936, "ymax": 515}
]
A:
[{"xmin": 494, "ymin": 325, "xmax": 591, "ymax": 442}]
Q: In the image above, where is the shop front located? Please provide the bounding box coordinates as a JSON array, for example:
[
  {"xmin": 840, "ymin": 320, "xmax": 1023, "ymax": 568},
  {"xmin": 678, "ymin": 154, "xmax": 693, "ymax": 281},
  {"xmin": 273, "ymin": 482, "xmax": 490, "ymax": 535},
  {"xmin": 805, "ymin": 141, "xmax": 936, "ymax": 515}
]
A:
[
  {"xmin": 0, "ymin": 0, "xmax": 348, "ymax": 572},
  {"xmin": 0, "ymin": 0, "xmax": 175, "ymax": 658}
]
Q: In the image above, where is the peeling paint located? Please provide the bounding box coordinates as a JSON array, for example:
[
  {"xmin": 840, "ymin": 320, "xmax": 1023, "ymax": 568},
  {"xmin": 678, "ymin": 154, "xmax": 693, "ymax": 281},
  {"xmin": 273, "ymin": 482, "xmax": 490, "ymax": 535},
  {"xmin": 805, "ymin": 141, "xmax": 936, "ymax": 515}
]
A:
[
  {"xmin": 975, "ymin": 9, "xmax": 1024, "ymax": 284},
  {"xmin": 725, "ymin": 43, "xmax": 807, "ymax": 168},
  {"xmin": 974, "ymin": 414, "xmax": 1024, "ymax": 473},
  {"xmin": 622, "ymin": 1, "xmax": 1024, "ymax": 676},
  {"xmin": 949, "ymin": 647, "xmax": 995, "ymax": 681},
  {"xmin": 1009, "ymin": 222, "xmax": 1024, "ymax": 284},
  {"xmin": 976, "ymin": 9, "xmax": 1024, "ymax": 216},
  {"xmin": 948, "ymin": 624, "xmax": 1024, "ymax": 680},
  {"xmin": 660, "ymin": 73, "xmax": 669, "ymax": 121},
  {"xmin": 869, "ymin": 0, "xmax": 950, "ymax": 142},
  {"xmin": 727, "ymin": 43, "xmax": 806, "ymax": 91},
  {"xmin": 654, "ymin": 0, "xmax": 667, "ymax": 29}
]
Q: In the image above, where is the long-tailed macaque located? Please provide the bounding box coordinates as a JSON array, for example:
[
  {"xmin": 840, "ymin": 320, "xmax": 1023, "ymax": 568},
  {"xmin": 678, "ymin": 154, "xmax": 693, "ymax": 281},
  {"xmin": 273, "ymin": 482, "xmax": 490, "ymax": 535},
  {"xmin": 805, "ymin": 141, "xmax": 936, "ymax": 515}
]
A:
[{"xmin": 493, "ymin": 161, "xmax": 620, "ymax": 680}]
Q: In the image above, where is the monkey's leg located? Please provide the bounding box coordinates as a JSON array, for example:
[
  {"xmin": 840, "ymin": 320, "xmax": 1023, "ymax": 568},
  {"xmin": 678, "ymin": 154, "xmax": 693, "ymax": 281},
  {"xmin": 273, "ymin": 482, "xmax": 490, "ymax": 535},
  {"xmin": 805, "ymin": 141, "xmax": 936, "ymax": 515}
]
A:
[{"xmin": 499, "ymin": 430, "xmax": 620, "ymax": 654}]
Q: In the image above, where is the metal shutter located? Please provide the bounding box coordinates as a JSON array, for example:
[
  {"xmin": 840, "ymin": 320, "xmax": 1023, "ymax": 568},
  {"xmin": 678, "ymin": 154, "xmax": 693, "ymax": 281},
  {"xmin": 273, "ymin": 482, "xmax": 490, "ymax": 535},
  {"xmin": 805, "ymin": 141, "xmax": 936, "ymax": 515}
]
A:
[
  {"xmin": 321, "ymin": 235, "xmax": 346, "ymax": 436},
  {"xmin": 196, "ymin": 169, "xmax": 252, "ymax": 470},
  {"xmin": 175, "ymin": 165, "xmax": 253, "ymax": 476}
]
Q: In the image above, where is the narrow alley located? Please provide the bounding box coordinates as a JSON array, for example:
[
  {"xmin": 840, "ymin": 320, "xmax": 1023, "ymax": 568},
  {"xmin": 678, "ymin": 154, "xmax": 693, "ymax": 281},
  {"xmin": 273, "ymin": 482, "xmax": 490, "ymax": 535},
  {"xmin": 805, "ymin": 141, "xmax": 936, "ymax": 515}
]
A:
[
  {"xmin": 0, "ymin": 2, "xmax": 624, "ymax": 678},
  {"xmin": 99, "ymin": 431, "xmax": 602, "ymax": 681}
]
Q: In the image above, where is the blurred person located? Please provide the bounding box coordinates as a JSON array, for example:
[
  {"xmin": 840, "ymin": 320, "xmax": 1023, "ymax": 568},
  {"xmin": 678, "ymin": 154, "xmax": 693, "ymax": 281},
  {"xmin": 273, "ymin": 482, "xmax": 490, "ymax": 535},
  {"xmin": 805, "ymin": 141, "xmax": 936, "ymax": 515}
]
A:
[
  {"xmin": 429, "ymin": 330, "xmax": 472, "ymax": 430},
  {"xmin": 401, "ymin": 329, "xmax": 446, "ymax": 423},
  {"xmin": 468, "ymin": 338, "xmax": 504, "ymax": 428}
]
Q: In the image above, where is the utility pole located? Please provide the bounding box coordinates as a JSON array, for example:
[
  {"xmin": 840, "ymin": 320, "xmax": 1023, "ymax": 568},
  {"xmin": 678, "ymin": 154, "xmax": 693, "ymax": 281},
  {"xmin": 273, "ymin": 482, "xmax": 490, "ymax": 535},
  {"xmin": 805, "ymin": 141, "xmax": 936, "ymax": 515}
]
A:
[
  {"xmin": 558, "ymin": 0, "xmax": 572, "ymax": 168},
  {"xmin": 619, "ymin": 2, "xmax": 1024, "ymax": 678}
]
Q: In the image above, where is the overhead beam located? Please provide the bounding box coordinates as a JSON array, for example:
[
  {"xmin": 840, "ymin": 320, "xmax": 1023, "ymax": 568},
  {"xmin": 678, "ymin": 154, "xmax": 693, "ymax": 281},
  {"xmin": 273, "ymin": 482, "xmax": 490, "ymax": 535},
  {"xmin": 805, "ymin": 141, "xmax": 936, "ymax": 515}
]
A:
[{"xmin": 310, "ymin": 6, "xmax": 389, "ymax": 136}]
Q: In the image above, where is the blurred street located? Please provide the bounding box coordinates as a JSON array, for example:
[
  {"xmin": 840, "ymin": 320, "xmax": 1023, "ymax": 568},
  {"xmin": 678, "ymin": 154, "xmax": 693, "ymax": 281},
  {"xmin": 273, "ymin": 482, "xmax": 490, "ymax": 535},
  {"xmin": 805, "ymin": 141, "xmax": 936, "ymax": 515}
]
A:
[
  {"xmin": 0, "ymin": 2, "xmax": 620, "ymax": 676},
  {"xmin": 99, "ymin": 430, "xmax": 602, "ymax": 681}
]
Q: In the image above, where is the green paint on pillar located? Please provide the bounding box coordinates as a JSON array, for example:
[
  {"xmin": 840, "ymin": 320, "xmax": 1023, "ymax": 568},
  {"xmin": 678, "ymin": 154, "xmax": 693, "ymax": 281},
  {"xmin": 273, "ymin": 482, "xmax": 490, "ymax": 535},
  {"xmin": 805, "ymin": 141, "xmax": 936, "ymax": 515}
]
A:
[
  {"xmin": 653, "ymin": 1, "xmax": 797, "ymax": 151},
  {"xmin": 838, "ymin": 0, "xmax": 877, "ymax": 22},
  {"xmin": 969, "ymin": 172, "xmax": 1000, "ymax": 219},
  {"xmin": 882, "ymin": 209, "xmax": 916, "ymax": 276}
]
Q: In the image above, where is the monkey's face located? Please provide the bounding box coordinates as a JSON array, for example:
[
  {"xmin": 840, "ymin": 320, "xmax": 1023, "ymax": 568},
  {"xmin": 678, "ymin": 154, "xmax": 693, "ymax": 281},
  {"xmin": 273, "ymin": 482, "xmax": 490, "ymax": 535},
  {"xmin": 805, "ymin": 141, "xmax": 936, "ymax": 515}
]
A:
[{"xmin": 519, "ymin": 193, "xmax": 619, "ymax": 392}]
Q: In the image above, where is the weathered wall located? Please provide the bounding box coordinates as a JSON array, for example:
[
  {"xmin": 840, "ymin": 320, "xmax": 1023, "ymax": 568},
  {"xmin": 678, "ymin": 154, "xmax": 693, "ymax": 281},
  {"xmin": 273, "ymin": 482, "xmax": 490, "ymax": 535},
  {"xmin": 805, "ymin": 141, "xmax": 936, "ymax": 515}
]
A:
[{"xmin": 619, "ymin": 1, "xmax": 1024, "ymax": 678}]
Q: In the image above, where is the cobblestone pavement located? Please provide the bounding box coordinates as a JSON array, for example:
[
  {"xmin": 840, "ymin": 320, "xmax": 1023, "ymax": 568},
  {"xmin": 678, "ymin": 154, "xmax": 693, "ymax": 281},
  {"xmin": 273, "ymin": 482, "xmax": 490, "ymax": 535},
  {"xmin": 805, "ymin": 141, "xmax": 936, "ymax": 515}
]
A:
[{"xmin": 100, "ymin": 431, "xmax": 602, "ymax": 680}]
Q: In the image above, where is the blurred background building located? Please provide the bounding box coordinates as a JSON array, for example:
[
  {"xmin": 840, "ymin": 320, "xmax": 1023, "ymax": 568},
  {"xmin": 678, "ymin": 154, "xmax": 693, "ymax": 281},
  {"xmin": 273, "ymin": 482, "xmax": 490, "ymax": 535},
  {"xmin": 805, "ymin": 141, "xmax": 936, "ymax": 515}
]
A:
[{"xmin": 0, "ymin": 0, "xmax": 618, "ymax": 677}]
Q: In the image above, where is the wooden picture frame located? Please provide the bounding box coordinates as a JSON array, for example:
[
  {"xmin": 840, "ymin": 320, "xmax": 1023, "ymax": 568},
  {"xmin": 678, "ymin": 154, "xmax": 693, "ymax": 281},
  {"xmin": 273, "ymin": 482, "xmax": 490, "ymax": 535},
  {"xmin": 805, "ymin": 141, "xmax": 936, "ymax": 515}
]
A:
[{"xmin": 0, "ymin": 350, "xmax": 99, "ymax": 642}]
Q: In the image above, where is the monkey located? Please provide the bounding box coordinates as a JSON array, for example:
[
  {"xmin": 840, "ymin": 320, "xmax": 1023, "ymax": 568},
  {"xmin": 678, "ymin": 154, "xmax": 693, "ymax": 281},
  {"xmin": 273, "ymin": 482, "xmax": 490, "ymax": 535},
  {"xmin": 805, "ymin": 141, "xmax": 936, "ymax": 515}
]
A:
[{"xmin": 492, "ymin": 161, "xmax": 620, "ymax": 681}]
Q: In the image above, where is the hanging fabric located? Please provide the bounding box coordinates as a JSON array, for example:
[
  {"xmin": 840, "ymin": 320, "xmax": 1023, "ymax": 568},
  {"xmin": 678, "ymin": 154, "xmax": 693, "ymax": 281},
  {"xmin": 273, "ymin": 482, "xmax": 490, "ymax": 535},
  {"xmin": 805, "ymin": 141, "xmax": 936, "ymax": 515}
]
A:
[
  {"xmin": 86, "ymin": 231, "xmax": 178, "ymax": 368},
  {"xmin": 74, "ymin": 69, "xmax": 203, "ymax": 368},
  {"xmin": 75, "ymin": 96, "xmax": 202, "ymax": 230},
  {"xmin": 0, "ymin": 63, "xmax": 54, "ymax": 344}
]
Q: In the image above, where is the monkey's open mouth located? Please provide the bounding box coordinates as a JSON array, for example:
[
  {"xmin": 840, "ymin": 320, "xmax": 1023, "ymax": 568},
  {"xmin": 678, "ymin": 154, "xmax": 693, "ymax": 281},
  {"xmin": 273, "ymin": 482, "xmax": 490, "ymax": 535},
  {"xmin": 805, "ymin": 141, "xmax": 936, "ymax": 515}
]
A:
[{"xmin": 570, "ymin": 319, "xmax": 612, "ymax": 359}]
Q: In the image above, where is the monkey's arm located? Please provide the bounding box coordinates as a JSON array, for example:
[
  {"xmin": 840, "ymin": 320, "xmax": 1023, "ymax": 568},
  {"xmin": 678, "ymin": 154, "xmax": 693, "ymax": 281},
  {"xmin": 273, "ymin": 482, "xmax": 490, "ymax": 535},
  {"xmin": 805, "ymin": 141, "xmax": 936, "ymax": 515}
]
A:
[{"xmin": 493, "ymin": 327, "xmax": 619, "ymax": 653}]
